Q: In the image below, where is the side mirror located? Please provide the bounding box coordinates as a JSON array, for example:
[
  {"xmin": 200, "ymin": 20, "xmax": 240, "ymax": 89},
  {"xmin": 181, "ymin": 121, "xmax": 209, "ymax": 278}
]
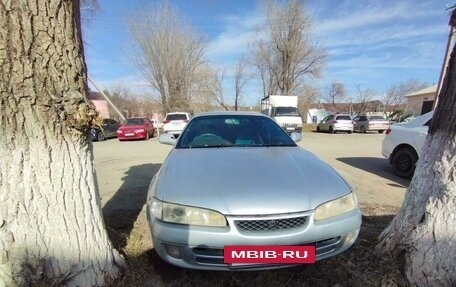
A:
[
  {"xmin": 159, "ymin": 133, "xmax": 177, "ymax": 146},
  {"xmin": 290, "ymin": 132, "xmax": 302, "ymax": 143}
]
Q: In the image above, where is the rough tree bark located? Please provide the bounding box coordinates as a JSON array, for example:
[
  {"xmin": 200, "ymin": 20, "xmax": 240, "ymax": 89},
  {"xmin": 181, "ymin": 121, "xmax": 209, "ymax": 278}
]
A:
[
  {"xmin": 0, "ymin": 1, "xmax": 125, "ymax": 286},
  {"xmin": 377, "ymin": 31, "xmax": 456, "ymax": 286}
]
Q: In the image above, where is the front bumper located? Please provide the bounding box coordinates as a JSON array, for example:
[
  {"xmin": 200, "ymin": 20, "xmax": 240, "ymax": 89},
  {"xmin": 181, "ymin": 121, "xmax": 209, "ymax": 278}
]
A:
[
  {"xmin": 334, "ymin": 124, "xmax": 354, "ymax": 132},
  {"xmin": 117, "ymin": 131, "xmax": 147, "ymax": 140},
  {"xmin": 147, "ymin": 209, "xmax": 361, "ymax": 270}
]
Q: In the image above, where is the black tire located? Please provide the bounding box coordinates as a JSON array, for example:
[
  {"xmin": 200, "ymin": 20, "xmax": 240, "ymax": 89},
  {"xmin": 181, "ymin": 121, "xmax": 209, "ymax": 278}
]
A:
[
  {"xmin": 347, "ymin": 131, "xmax": 352, "ymax": 134},
  {"xmin": 329, "ymin": 126, "xmax": 334, "ymax": 134},
  {"xmin": 392, "ymin": 148, "xmax": 418, "ymax": 178},
  {"xmin": 360, "ymin": 126, "xmax": 366, "ymax": 133},
  {"xmin": 97, "ymin": 132, "xmax": 106, "ymax": 141},
  {"xmin": 378, "ymin": 130, "xmax": 385, "ymax": 134},
  {"xmin": 316, "ymin": 126, "xmax": 320, "ymax": 132}
]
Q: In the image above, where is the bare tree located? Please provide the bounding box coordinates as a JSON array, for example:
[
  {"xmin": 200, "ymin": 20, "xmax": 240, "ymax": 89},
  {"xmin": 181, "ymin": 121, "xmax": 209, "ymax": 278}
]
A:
[
  {"xmin": 0, "ymin": 1, "xmax": 124, "ymax": 286},
  {"xmin": 377, "ymin": 18, "xmax": 456, "ymax": 285},
  {"xmin": 297, "ymin": 85, "xmax": 321, "ymax": 122},
  {"xmin": 127, "ymin": 2, "xmax": 205, "ymax": 114},
  {"xmin": 383, "ymin": 79, "xmax": 428, "ymax": 114},
  {"xmin": 323, "ymin": 81, "xmax": 346, "ymax": 111},
  {"xmin": 251, "ymin": 0, "xmax": 326, "ymax": 96},
  {"xmin": 234, "ymin": 58, "xmax": 253, "ymax": 111},
  {"xmin": 355, "ymin": 85, "xmax": 377, "ymax": 114},
  {"xmin": 191, "ymin": 65, "xmax": 229, "ymax": 112}
]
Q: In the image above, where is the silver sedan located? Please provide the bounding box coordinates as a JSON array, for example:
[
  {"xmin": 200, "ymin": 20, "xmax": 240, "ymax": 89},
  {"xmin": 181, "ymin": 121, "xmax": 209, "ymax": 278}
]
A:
[{"xmin": 146, "ymin": 112, "xmax": 362, "ymax": 270}]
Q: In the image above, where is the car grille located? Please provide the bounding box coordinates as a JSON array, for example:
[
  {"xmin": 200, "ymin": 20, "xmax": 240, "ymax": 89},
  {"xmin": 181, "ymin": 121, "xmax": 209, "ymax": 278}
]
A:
[{"xmin": 234, "ymin": 216, "xmax": 307, "ymax": 233}]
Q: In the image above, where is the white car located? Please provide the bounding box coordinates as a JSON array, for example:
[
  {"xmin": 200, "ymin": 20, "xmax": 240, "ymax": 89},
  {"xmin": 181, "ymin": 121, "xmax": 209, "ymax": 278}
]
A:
[
  {"xmin": 381, "ymin": 111, "xmax": 433, "ymax": 178},
  {"xmin": 316, "ymin": 114, "xmax": 354, "ymax": 134},
  {"xmin": 163, "ymin": 112, "xmax": 191, "ymax": 138}
]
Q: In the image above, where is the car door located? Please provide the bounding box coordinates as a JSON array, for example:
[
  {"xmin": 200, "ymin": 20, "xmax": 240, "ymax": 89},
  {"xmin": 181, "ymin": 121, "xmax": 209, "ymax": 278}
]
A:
[
  {"xmin": 319, "ymin": 116, "xmax": 329, "ymax": 131},
  {"xmin": 353, "ymin": 116, "xmax": 360, "ymax": 131},
  {"xmin": 325, "ymin": 115, "xmax": 334, "ymax": 130},
  {"xmin": 107, "ymin": 119, "xmax": 120, "ymax": 138}
]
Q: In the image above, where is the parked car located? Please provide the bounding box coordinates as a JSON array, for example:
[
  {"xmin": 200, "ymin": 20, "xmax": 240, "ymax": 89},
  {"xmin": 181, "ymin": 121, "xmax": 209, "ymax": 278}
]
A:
[
  {"xmin": 316, "ymin": 114, "xmax": 353, "ymax": 134},
  {"xmin": 147, "ymin": 112, "xmax": 362, "ymax": 270},
  {"xmin": 90, "ymin": 118, "xmax": 120, "ymax": 141},
  {"xmin": 116, "ymin": 117, "xmax": 154, "ymax": 141},
  {"xmin": 352, "ymin": 115, "xmax": 389, "ymax": 133},
  {"xmin": 162, "ymin": 112, "xmax": 191, "ymax": 138},
  {"xmin": 382, "ymin": 111, "xmax": 433, "ymax": 178}
]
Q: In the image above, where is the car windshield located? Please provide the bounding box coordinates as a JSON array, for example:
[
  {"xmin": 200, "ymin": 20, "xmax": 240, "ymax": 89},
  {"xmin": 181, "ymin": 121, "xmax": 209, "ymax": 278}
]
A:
[
  {"xmin": 125, "ymin": 118, "xmax": 145, "ymax": 126},
  {"xmin": 369, "ymin": 116, "xmax": 385, "ymax": 120},
  {"xmin": 177, "ymin": 115, "xmax": 296, "ymax": 149},
  {"xmin": 272, "ymin": 107, "xmax": 300, "ymax": 116},
  {"xmin": 336, "ymin": 115, "xmax": 351, "ymax": 120},
  {"xmin": 166, "ymin": 114, "xmax": 188, "ymax": 121}
]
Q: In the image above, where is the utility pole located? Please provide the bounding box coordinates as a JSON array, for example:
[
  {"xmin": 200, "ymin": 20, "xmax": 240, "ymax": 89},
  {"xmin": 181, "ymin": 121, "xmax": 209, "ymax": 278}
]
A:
[{"xmin": 88, "ymin": 75, "xmax": 126, "ymax": 121}]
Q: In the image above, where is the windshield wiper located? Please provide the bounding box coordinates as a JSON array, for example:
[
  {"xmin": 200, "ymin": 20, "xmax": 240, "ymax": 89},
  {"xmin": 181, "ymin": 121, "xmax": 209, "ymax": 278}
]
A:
[
  {"xmin": 262, "ymin": 143, "xmax": 296, "ymax": 147},
  {"xmin": 187, "ymin": 143, "xmax": 233, "ymax": 149}
]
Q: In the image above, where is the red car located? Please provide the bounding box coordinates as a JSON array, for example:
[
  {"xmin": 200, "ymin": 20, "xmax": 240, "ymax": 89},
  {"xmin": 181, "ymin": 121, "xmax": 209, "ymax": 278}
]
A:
[{"xmin": 117, "ymin": 117, "xmax": 155, "ymax": 141}]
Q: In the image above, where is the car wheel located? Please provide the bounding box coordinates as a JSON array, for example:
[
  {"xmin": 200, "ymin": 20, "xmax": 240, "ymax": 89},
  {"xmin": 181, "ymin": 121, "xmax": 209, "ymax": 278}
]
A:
[
  {"xmin": 329, "ymin": 126, "xmax": 334, "ymax": 134},
  {"xmin": 392, "ymin": 148, "xmax": 418, "ymax": 178},
  {"xmin": 360, "ymin": 126, "xmax": 366, "ymax": 133},
  {"xmin": 378, "ymin": 130, "xmax": 385, "ymax": 134},
  {"xmin": 347, "ymin": 131, "xmax": 352, "ymax": 134},
  {"xmin": 97, "ymin": 132, "xmax": 106, "ymax": 141},
  {"xmin": 316, "ymin": 126, "xmax": 320, "ymax": 132}
]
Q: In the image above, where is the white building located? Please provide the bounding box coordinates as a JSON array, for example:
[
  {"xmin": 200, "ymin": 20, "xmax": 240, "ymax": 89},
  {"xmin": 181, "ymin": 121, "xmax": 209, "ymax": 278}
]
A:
[{"xmin": 405, "ymin": 85, "xmax": 437, "ymax": 115}]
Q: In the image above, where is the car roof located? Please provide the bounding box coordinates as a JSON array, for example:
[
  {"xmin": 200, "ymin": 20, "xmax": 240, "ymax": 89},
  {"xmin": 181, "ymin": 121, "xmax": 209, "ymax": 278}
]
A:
[
  {"xmin": 166, "ymin": 112, "xmax": 190, "ymax": 115},
  {"xmin": 192, "ymin": 111, "xmax": 268, "ymax": 118}
]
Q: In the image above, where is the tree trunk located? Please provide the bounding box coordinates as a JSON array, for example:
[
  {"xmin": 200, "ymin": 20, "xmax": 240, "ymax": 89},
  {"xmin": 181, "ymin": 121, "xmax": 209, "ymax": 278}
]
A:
[
  {"xmin": 0, "ymin": 1, "xmax": 125, "ymax": 286},
  {"xmin": 377, "ymin": 37, "xmax": 456, "ymax": 285}
]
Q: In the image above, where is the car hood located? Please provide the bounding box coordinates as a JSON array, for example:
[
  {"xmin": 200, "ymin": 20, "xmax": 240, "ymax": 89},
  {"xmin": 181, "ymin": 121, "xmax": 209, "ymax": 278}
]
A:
[{"xmin": 153, "ymin": 147, "xmax": 352, "ymax": 215}]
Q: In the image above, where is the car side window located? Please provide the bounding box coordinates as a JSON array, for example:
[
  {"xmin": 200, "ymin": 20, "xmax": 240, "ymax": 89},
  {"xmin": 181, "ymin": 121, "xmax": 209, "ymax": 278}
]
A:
[
  {"xmin": 328, "ymin": 115, "xmax": 334, "ymax": 121},
  {"xmin": 353, "ymin": 116, "xmax": 359, "ymax": 121}
]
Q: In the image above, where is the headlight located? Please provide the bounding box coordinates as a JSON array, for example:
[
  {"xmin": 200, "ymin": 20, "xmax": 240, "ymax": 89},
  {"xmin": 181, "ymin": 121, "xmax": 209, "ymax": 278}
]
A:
[
  {"xmin": 314, "ymin": 193, "xmax": 358, "ymax": 221},
  {"xmin": 150, "ymin": 198, "xmax": 227, "ymax": 227},
  {"xmin": 135, "ymin": 129, "xmax": 145, "ymax": 133}
]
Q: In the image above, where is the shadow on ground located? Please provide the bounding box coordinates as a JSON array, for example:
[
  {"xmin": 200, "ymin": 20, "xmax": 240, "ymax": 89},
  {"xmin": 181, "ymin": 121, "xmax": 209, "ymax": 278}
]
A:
[
  {"xmin": 337, "ymin": 157, "xmax": 410, "ymax": 187},
  {"xmin": 103, "ymin": 163, "xmax": 161, "ymax": 247}
]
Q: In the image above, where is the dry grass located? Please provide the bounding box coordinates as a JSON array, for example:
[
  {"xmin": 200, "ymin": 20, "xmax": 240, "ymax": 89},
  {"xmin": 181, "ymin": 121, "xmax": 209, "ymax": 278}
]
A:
[{"xmin": 105, "ymin": 203, "xmax": 407, "ymax": 287}]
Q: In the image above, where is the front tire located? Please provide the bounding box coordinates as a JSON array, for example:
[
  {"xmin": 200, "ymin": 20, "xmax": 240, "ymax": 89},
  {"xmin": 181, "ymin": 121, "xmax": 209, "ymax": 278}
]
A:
[
  {"xmin": 97, "ymin": 132, "xmax": 106, "ymax": 141},
  {"xmin": 360, "ymin": 126, "xmax": 366, "ymax": 133},
  {"xmin": 392, "ymin": 147, "xmax": 418, "ymax": 178},
  {"xmin": 329, "ymin": 126, "xmax": 334, "ymax": 134},
  {"xmin": 378, "ymin": 130, "xmax": 385, "ymax": 134},
  {"xmin": 316, "ymin": 126, "xmax": 320, "ymax": 132}
]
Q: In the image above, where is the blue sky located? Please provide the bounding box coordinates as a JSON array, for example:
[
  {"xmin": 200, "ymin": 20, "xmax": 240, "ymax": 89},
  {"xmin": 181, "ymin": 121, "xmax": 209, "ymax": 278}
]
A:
[{"xmin": 83, "ymin": 0, "xmax": 452, "ymax": 106}]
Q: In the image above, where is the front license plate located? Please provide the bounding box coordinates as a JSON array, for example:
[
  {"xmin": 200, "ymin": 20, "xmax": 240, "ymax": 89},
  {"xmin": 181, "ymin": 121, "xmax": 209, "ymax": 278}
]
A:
[
  {"xmin": 125, "ymin": 133, "xmax": 135, "ymax": 136},
  {"xmin": 224, "ymin": 245, "xmax": 315, "ymax": 265}
]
